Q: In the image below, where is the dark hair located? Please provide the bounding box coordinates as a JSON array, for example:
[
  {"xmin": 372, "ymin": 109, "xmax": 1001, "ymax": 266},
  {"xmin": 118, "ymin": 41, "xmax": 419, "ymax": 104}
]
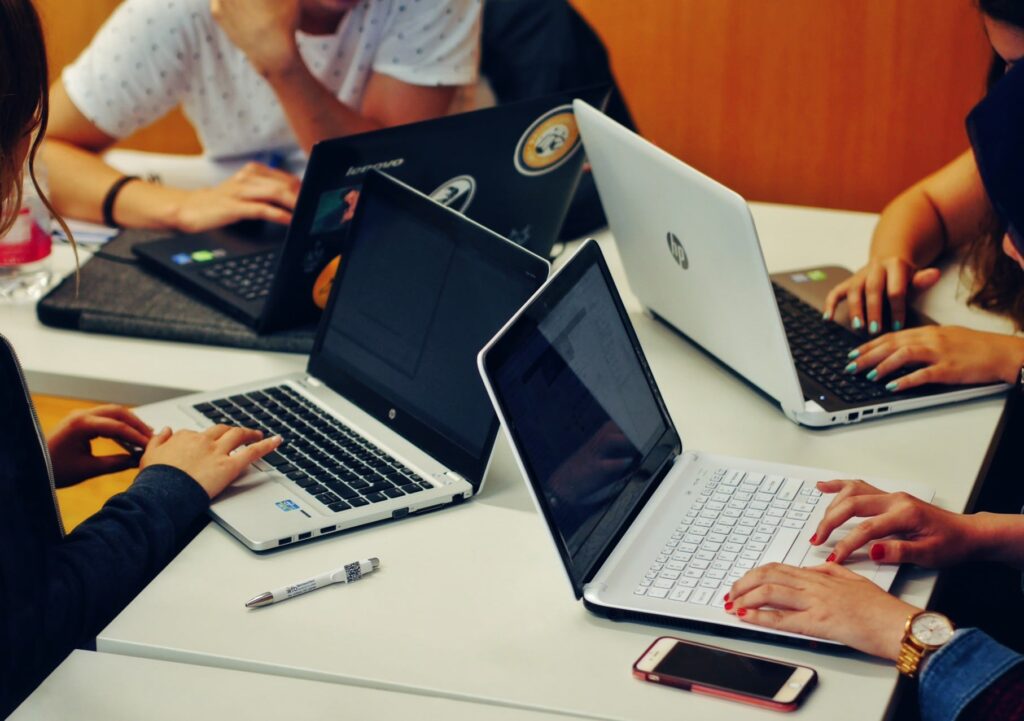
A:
[
  {"xmin": 0, "ymin": 0, "xmax": 72, "ymax": 248},
  {"xmin": 964, "ymin": 1, "xmax": 1024, "ymax": 328}
]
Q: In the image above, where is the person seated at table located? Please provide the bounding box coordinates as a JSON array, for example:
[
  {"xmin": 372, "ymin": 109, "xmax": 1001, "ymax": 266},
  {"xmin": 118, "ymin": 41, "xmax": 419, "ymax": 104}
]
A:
[
  {"xmin": 823, "ymin": 0, "xmax": 1024, "ymax": 395},
  {"xmin": 724, "ymin": 479, "xmax": 1024, "ymax": 721},
  {"xmin": 0, "ymin": 4, "xmax": 282, "ymax": 714},
  {"xmin": 39, "ymin": 0, "xmax": 481, "ymax": 232}
]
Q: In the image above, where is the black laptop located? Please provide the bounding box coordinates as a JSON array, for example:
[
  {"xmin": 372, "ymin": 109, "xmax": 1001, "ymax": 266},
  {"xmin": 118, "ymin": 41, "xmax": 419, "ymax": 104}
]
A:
[{"xmin": 133, "ymin": 86, "xmax": 610, "ymax": 333}]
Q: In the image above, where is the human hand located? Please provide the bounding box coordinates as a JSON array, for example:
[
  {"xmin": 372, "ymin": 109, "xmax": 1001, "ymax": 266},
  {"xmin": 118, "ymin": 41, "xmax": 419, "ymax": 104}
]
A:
[
  {"xmin": 172, "ymin": 162, "xmax": 301, "ymax": 233},
  {"xmin": 139, "ymin": 425, "xmax": 282, "ymax": 500},
  {"xmin": 725, "ymin": 562, "xmax": 920, "ymax": 661},
  {"xmin": 47, "ymin": 405, "xmax": 154, "ymax": 487},
  {"xmin": 211, "ymin": 0, "xmax": 301, "ymax": 76},
  {"xmin": 844, "ymin": 326, "xmax": 1024, "ymax": 391},
  {"xmin": 823, "ymin": 258, "xmax": 941, "ymax": 335},
  {"xmin": 809, "ymin": 479, "xmax": 980, "ymax": 567}
]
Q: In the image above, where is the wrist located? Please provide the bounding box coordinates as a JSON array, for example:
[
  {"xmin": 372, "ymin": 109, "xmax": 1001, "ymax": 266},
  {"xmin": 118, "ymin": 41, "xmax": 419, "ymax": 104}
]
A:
[
  {"xmin": 967, "ymin": 512, "xmax": 1024, "ymax": 566},
  {"xmin": 878, "ymin": 600, "xmax": 922, "ymax": 662},
  {"xmin": 998, "ymin": 337, "xmax": 1024, "ymax": 384},
  {"xmin": 255, "ymin": 40, "xmax": 303, "ymax": 80}
]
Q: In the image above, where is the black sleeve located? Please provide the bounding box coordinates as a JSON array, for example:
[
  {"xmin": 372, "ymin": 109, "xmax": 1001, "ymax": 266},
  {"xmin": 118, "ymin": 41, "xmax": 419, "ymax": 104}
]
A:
[{"xmin": 3, "ymin": 465, "xmax": 208, "ymax": 715}]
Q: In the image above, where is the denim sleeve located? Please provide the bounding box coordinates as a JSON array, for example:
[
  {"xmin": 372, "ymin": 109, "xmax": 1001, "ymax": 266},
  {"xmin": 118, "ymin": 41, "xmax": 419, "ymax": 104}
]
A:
[{"xmin": 919, "ymin": 628, "xmax": 1024, "ymax": 721}]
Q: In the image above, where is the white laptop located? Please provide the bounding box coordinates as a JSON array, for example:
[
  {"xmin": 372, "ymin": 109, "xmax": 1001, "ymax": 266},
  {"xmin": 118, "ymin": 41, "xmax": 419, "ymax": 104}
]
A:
[
  {"xmin": 132, "ymin": 171, "xmax": 549, "ymax": 551},
  {"xmin": 574, "ymin": 100, "xmax": 1006, "ymax": 427},
  {"xmin": 478, "ymin": 240, "xmax": 933, "ymax": 643}
]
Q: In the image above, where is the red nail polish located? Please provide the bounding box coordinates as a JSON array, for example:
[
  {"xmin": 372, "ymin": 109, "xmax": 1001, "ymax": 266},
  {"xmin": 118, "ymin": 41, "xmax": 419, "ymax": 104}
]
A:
[
  {"xmin": 826, "ymin": 553, "xmax": 837, "ymax": 563},
  {"xmin": 723, "ymin": 592, "xmax": 730, "ymax": 601},
  {"xmin": 810, "ymin": 534, "xmax": 818, "ymax": 544},
  {"xmin": 870, "ymin": 544, "xmax": 884, "ymax": 561},
  {"xmin": 724, "ymin": 602, "xmax": 733, "ymax": 611},
  {"xmin": 737, "ymin": 608, "xmax": 747, "ymax": 617}
]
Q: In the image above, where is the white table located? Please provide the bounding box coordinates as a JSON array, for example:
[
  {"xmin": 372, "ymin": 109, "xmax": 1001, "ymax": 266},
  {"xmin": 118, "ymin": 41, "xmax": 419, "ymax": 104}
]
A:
[
  {"xmin": 8, "ymin": 204, "xmax": 1011, "ymax": 720},
  {"xmin": 11, "ymin": 650, "xmax": 579, "ymax": 721}
]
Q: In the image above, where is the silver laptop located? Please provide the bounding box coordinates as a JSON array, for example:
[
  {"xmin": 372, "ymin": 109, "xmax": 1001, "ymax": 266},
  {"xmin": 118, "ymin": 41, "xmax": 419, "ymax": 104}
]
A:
[
  {"xmin": 478, "ymin": 240, "xmax": 933, "ymax": 643},
  {"xmin": 133, "ymin": 171, "xmax": 549, "ymax": 551},
  {"xmin": 574, "ymin": 100, "xmax": 1006, "ymax": 427}
]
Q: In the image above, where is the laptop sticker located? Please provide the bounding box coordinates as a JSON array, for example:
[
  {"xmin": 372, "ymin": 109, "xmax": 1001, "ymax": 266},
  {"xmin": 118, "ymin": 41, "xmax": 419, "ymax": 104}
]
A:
[
  {"xmin": 429, "ymin": 175, "xmax": 476, "ymax": 213},
  {"xmin": 275, "ymin": 499, "xmax": 301, "ymax": 512},
  {"xmin": 514, "ymin": 104, "xmax": 582, "ymax": 176},
  {"xmin": 312, "ymin": 255, "xmax": 342, "ymax": 310},
  {"xmin": 807, "ymin": 269, "xmax": 828, "ymax": 281},
  {"xmin": 311, "ymin": 186, "xmax": 361, "ymax": 236}
]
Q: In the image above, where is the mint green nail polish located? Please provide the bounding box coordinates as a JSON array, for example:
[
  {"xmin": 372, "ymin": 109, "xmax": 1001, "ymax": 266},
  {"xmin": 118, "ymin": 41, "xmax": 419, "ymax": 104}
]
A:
[
  {"xmin": 869, "ymin": 321, "xmax": 879, "ymax": 334},
  {"xmin": 893, "ymin": 321, "xmax": 903, "ymax": 331},
  {"xmin": 852, "ymin": 317, "xmax": 863, "ymax": 330},
  {"xmin": 847, "ymin": 349, "xmax": 860, "ymax": 359},
  {"xmin": 867, "ymin": 369, "xmax": 878, "ymax": 381},
  {"xmin": 845, "ymin": 362, "xmax": 857, "ymax": 373},
  {"xmin": 886, "ymin": 381, "xmax": 899, "ymax": 392},
  {"xmin": 822, "ymin": 312, "xmax": 831, "ymax": 321}
]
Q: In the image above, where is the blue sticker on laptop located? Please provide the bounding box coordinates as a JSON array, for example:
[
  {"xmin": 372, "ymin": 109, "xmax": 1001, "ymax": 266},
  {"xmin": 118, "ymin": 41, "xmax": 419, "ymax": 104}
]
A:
[
  {"xmin": 275, "ymin": 500, "xmax": 301, "ymax": 512},
  {"xmin": 171, "ymin": 253, "xmax": 193, "ymax": 266}
]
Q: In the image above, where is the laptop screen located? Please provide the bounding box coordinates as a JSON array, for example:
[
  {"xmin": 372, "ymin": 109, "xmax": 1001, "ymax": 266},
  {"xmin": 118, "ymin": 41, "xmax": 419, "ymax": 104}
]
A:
[
  {"xmin": 482, "ymin": 241, "xmax": 679, "ymax": 596},
  {"xmin": 309, "ymin": 171, "xmax": 548, "ymax": 485}
]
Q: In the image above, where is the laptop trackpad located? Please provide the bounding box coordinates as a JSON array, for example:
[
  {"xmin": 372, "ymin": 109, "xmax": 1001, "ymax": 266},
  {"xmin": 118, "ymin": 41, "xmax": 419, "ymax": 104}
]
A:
[{"xmin": 211, "ymin": 468, "xmax": 323, "ymax": 535}]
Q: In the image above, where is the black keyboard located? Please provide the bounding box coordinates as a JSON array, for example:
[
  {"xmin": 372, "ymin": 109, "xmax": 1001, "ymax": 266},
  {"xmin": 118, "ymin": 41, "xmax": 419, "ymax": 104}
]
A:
[
  {"xmin": 772, "ymin": 283, "xmax": 907, "ymax": 405},
  {"xmin": 198, "ymin": 250, "xmax": 278, "ymax": 302},
  {"xmin": 193, "ymin": 385, "xmax": 433, "ymax": 513}
]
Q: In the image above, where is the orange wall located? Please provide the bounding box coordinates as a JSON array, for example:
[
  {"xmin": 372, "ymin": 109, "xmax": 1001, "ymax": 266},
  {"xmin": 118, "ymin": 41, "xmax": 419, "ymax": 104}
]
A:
[{"xmin": 36, "ymin": 1, "xmax": 994, "ymax": 211}]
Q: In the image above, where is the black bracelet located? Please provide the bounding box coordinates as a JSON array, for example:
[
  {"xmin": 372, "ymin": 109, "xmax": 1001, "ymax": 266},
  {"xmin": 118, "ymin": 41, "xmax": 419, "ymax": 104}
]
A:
[{"xmin": 101, "ymin": 175, "xmax": 141, "ymax": 228}]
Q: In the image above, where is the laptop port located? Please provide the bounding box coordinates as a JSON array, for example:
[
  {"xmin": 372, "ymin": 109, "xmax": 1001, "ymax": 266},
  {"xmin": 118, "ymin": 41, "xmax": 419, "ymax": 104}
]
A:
[
  {"xmin": 320, "ymin": 525, "xmax": 337, "ymax": 534},
  {"xmin": 298, "ymin": 532, "xmax": 312, "ymax": 540},
  {"xmin": 847, "ymin": 412, "xmax": 860, "ymax": 422},
  {"xmin": 862, "ymin": 409, "xmax": 874, "ymax": 416},
  {"xmin": 278, "ymin": 537, "xmax": 291, "ymax": 546},
  {"xmin": 878, "ymin": 406, "xmax": 889, "ymax": 413},
  {"xmin": 391, "ymin": 508, "xmax": 410, "ymax": 519}
]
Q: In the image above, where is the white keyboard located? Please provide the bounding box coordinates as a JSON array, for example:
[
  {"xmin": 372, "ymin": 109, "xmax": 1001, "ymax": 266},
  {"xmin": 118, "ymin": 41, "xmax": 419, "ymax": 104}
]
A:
[{"xmin": 634, "ymin": 466, "xmax": 826, "ymax": 607}]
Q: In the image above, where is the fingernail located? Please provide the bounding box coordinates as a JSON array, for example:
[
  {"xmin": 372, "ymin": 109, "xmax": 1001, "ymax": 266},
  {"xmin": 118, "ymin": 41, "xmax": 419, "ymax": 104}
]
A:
[
  {"xmin": 852, "ymin": 317, "xmax": 863, "ymax": 330},
  {"xmin": 826, "ymin": 553, "xmax": 837, "ymax": 563},
  {"xmin": 869, "ymin": 320, "xmax": 879, "ymax": 335},
  {"xmin": 737, "ymin": 608, "xmax": 747, "ymax": 617},
  {"xmin": 866, "ymin": 369, "xmax": 878, "ymax": 381},
  {"xmin": 724, "ymin": 602, "xmax": 734, "ymax": 611},
  {"xmin": 870, "ymin": 544, "xmax": 885, "ymax": 561},
  {"xmin": 723, "ymin": 592, "xmax": 730, "ymax": 601},
  {"xmin": 847, "ymin": 349, "xmax": 860, "ymax": 359},
  {"xmin": 809, "ymin": 534, "xmax": 818, "ymax": 544},
  {"xmin": 844, "ymin": 362, "xmax": 857, "ymax": 373},
  {"xmin": 159, "ymin": 426, "xmax": 171, "ymax": 435},
  {"xmin": 822, "ymin": 311, "xmax": 831, "ymax": 321},
  {"xmin": 893, "ymin": 321, "xmax": 903, "ymax": 331},
  {"xmin": 885, "ymin": 381, "xmax": 899, "ymax": 392}
]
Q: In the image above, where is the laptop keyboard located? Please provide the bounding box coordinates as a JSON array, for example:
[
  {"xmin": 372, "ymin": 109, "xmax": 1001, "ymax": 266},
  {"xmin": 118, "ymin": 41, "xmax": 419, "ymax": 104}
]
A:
[
  {"xmin": 198, "ymin": 250, "xmax": 279, "ymax": 302},
  {"xmin": 634, "ymin": 467, "xmax": 828, "ymax": 607},
  {"xmin": 193, "ymin": 384, "xmax": 433, "ymax": 513},
  {"xmin": 772, "ymin": 283, "xmax": 910, "ymax": 405}
]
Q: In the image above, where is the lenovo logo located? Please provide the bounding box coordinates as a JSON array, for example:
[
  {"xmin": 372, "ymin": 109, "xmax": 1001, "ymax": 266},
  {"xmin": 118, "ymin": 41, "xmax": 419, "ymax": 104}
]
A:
[
  {"xmin": 666, "ymin": 232, "xmax": 689, "ymax": 269},
  {"xmin": 346, "ymin": 158, "xmax": 406, "ymax": 177}
]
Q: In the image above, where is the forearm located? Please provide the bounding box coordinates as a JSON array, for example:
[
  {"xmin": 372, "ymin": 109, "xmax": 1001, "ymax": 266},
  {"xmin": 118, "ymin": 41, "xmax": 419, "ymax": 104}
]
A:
[
  {"xmin": 869, "ymin": 185, "xmax": 949, "ymax": 268},
  {"xmin": 40, "ymin": 139, "xmax": 188, "ymax": 230},
  {"xmin": 264, "ymin": 55, "xmax": 382, "ymax": 153}
]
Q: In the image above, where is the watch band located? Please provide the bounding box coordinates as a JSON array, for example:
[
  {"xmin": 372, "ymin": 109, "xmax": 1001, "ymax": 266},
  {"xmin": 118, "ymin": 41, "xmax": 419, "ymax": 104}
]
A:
[
  {"xmin": 896, "ymin": 611, "xmax": 955, "ymax": 678},
  {"xmin": 101, "ymin": 175, "xmax": 141, "ymax": 229}
]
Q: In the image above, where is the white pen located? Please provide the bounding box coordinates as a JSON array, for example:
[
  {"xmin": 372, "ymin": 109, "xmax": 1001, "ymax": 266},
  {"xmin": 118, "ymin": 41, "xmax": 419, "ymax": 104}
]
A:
[{"xmin": 245, "ymin": 557, "xmax": 380, "ymax": 608}]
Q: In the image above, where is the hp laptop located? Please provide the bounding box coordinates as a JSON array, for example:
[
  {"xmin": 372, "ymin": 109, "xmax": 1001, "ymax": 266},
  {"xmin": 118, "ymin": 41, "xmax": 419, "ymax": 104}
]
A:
[
  {"xmin": 133, "ymin": 86, "xmax": 608, "ymax": 333},
  {"xmin": 131, "ymin": 171, "xmax": 549, "ymax": 551},
  {"xmin": 574, "ymin": 100, "xmax": 1007, "ymax": 427},
  {"xmin": 478, "ymin": 240, "xmax": 933, "ymax": 643}
]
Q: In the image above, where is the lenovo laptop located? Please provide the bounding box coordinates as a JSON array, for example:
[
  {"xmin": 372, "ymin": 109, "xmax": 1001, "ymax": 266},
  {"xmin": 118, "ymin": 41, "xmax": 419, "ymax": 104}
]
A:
[
  {"xmin": 131, "ymin": 171, "xmax": 549, "ymax": 551},
  {"xmin": 133, "ymin": 86, "xmax": 608, "ymax": 333},
  {"xmin": 574, "ymin": 100, "xmax": 1007, "ymax": 427},
  {"xmin": 477, "ymin": 239, "xmax": 933, "ymax": 643}
]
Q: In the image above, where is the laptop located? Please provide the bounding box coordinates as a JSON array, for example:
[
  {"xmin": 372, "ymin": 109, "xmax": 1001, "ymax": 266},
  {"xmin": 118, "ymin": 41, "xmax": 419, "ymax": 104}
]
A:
[
  {"xmin": 573, "ymin": 100, "xmax": 1008, "ymax": 427},
  {"xmin": 131, "ymin": 171, "xmax": 549, "ymax": 551},
  {"xmin": 477, "ymin": 239, "xmax": 933, "ymax": 643},
  {"xmin": 133, "ymin": 86, "xmax": 608, "ymax": 333}
]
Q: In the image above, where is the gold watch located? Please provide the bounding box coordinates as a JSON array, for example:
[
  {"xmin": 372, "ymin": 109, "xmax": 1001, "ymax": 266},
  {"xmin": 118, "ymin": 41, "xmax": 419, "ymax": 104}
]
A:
[{"xmin": 896, "ymin": 610, "xmax": 956, "ymax": 678}]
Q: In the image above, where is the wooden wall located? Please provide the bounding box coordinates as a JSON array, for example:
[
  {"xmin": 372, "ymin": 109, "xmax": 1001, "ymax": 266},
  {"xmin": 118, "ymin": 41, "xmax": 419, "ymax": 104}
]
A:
[{"xmin": 35, "ymin": 0, "xmax": 994, "ymax": 212}]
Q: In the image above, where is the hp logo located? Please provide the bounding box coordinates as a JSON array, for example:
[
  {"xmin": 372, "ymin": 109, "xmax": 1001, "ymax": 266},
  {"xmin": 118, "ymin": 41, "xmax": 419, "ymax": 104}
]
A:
[
  {"xmin": 388, "ymin": 409, "xmax": 397, "ymax": 420},
  {"xmin": 666, "ymin": 232, "xmax": 689, "ymax": 269}
]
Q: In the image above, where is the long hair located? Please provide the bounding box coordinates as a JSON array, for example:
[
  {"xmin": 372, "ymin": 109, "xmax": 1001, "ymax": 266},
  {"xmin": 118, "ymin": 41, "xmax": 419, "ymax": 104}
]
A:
[
  {"xmin": 965, "ymin": 1, "xmax": 1024, "ymax": 327},
  {"xmin": 0, "ymin": 0, "xmax": 73, "ymax": 254}
]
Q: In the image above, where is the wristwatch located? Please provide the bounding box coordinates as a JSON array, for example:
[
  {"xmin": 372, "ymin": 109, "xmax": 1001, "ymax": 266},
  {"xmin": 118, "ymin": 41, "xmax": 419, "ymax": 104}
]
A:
[{"xmin": 896, "ymin": 610, "xmax": 956, "ymax": 678}]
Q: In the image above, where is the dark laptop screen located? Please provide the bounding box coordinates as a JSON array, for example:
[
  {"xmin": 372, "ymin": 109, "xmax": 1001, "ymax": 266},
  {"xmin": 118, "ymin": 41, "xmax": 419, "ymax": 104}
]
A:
[
  {"xmin": 484, "ymin": 242, "xmax": 678, "ymax": 594},
  {"xmin": 311, "ymin": 173, "xmax": 547, "ymax": 475}
]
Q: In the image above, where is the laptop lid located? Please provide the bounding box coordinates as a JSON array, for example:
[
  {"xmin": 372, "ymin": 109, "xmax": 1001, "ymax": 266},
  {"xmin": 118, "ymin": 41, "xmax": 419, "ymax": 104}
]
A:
[
  {"xmin": 573, "ymin": 100, "xmax": 806, "ymax": 415},
  {"xmin": 261, "ymin": 86, "xmax": 611, "ymax": 332},
  {"xmin": 308, "ymin": 170, "xmax": 550, "ymax": 490},
  {"xmin": 479, "ymin": 240, "xmax": 680, "ymax": 598}
]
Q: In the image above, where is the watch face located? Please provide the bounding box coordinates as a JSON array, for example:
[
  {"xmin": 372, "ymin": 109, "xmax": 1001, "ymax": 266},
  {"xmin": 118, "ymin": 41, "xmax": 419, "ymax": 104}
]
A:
[{"xmin": 911, "ymin": 612, "xmax": 955, "ymax": 646}]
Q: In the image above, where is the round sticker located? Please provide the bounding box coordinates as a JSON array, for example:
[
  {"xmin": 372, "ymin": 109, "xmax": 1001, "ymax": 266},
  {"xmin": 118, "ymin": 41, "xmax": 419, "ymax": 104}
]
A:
[
  {"xmin": 312, "ymin": 255, "xmax": 341, "ymax": 310},
  {"xmin": 429, "ymin": 175, "xmax": 476, "ymax": 213},
  {"xmin": 514, "ymin": 105, "xmax": 582, "ymax": 176}
]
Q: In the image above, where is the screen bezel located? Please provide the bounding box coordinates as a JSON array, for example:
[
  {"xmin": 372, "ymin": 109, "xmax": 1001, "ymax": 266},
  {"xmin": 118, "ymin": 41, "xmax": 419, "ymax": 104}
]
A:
[
  {"xmin": 480, "ymin": 240, "xmax": 681, "ymax": 597},
  {"xmin": 636, "ymin": 636, "xmax": 815, "ymax": 706},
  {"xmin": 308, "ymin": 170, "xmax": 550, "ymax": 489}
]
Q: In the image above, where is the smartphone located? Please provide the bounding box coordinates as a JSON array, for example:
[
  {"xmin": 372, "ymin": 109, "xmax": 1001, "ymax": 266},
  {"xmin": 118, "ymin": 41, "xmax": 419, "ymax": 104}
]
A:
[{"xmin": 632, "ymin": 637, "xmax": 816, "ymax": 712}]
